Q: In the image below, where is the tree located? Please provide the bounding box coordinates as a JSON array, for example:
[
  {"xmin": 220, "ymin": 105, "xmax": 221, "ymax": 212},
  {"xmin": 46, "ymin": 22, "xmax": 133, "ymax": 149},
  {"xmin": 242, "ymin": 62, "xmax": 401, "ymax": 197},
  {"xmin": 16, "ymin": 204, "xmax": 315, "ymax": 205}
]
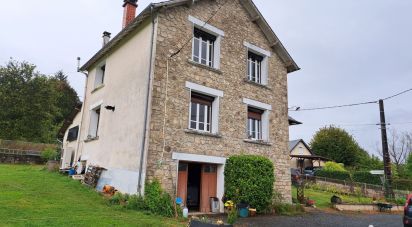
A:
[
  {"xmin": 310, "ymin": 126, "xmax": 373, "ymax": 168},
  {"xmin": 377, "ymin": 130, "xmax": 412, "ymax": 175},
  {"xmin": 406, "ymin": 153, "xmax": 412, "ymax": 177},
  {"xmin": 0, "ymin": 59, "xmax": 79, "ymax": 143}
]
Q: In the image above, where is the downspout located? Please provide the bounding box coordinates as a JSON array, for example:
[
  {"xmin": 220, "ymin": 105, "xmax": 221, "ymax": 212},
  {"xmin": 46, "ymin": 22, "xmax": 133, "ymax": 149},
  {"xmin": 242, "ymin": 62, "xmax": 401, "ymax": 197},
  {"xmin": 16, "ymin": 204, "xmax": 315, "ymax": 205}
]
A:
[
  {"xmin": 137, "ymin": 4, "xmax": 157, "ymax": 195},
  {"xmin": 74, "ymin": 67, "xmax": 89, "ymax": 164}
]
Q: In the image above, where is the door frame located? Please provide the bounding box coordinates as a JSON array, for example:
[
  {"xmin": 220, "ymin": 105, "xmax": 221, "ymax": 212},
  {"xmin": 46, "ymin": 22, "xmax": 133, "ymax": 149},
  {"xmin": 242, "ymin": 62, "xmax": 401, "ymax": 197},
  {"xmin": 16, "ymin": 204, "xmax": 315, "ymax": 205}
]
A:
[{"xmin": 173, "ymin": 152, "xmax": 226, "ymax": 213}]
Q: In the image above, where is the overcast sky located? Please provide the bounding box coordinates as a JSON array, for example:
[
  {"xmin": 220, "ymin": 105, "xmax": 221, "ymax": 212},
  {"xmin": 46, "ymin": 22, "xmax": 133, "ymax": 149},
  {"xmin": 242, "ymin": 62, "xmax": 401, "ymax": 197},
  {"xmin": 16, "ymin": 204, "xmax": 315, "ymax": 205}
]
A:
[{"xmin": 0, "ymin": 0, "xmax": 411, "ymax": 155}]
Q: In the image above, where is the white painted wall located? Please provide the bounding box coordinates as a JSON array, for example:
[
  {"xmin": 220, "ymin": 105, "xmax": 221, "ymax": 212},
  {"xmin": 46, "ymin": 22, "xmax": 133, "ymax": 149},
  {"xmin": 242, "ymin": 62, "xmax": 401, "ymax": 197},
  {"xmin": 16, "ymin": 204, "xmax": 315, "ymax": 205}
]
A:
[
  {"xmin": 290, "ymin": 141, "xmax": 315, "ymax": 169},
  {"xmin": 76, "ymin": 19, "xmax": 155, "ymax": 194},
  {"xmin": 61, "ymin": 112, "xmax": 82, "ymax": 169}
]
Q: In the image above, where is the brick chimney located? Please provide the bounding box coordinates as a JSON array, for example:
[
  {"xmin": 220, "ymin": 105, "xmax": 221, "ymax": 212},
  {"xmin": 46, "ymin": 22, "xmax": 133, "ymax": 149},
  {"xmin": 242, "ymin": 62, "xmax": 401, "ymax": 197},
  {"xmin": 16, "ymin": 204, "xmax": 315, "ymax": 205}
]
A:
[{"xmin": 122, "ymin": 0, "xmax": 138, "ymax": 29}]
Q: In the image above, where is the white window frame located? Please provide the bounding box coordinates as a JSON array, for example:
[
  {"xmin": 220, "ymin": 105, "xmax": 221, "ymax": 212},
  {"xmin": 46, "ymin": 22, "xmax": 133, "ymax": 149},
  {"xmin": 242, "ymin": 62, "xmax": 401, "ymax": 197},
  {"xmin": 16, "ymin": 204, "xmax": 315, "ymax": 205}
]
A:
[
  {"xmin": 189, "ymin": 100, "xmax": 212, "ymax": 132},
  {"xmin": 94, "ymin": 62, "xmax": 106, "ymax": 88},
  {"xmin": 243, "ymin": 98, "xmax": 272, "ymax": 142},
  {"xmin": 88, "ymin": 101, "xmax": 103, "ymax": 139},
  {"xmin": 186, "ymin": 82, "xmax": 223, "ymax": 134},
  {"xmin": 189, "ymin": 15, "xmax": 224, "ymax": 70},
  {"xmin": 244, "ymin": 42, "xmax": 271, "ymax": 85},
  {"xmin": 248, "ymin": 117, "xmax": 262, "ymax": 140}
]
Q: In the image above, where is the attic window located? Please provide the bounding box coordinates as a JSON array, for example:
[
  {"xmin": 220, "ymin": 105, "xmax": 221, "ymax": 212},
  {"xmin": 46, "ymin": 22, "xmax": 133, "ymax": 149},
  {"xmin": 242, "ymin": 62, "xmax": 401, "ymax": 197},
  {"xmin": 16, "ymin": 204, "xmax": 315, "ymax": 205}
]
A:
[
  {"xmin": 244, "ymin": 42, "xmax": 271, "ymax": 85},
  {"xmin": 94, "ymin": 64, "xmax": 106, "ymax": 88},
  {"xmin": 67, "ymin": 126, "xmax": 79, "ymax": 142}
]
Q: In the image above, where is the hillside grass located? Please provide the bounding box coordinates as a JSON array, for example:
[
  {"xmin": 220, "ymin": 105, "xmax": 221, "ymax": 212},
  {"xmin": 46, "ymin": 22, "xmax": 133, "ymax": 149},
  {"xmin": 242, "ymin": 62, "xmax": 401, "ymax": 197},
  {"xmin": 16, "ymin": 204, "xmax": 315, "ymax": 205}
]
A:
[{"xmin": 0, "ymin": 164, "xmax": 184, "ymax": 226}]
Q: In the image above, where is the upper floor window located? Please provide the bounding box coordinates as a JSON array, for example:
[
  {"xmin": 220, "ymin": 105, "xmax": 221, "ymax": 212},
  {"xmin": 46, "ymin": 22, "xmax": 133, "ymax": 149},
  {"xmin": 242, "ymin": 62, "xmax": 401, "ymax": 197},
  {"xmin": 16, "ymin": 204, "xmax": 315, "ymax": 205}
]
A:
[
  {"xmin": 186, "ymin": 81, "xmax": 224, "ymax": 135},
  {"xmin": 247, "ymin": 107, "xmax": 263, "ymax": 140},
  {"xmin": 94, "ymin": 64, "xmax": 106, "ymax": 88},
  {"xmin": 244, "ymin": 42, "xmax": 271, "ymax": 85},
  {"xmin": 243, "ymin": 98, "xmax": 272, "ymax": 142},
  {"xmin": 67, "ymin": 126, "xmax": 79, "ymax": 142},
  {"xmin": 247, "ymin": 52, "xmax": 264, "ymax": 84},
  {"xmin": 190, "ymin": 92, "xmax": 213, "ymax": 132},
  {"xmin": 192, "ymin": 28, "xmax": 216, "ymax": 67},
  {"xmin": 189, "ymin": 15, "xmax": 224, "ymax": 70}
]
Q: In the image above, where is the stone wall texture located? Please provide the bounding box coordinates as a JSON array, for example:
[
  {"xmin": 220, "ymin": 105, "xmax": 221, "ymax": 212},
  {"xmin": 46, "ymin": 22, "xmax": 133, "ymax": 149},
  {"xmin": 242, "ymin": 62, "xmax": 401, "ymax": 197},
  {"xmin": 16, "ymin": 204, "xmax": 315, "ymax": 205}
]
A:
[{"xmin": 145, "ymin": 0, "xmax": 292, "ymax": 203}]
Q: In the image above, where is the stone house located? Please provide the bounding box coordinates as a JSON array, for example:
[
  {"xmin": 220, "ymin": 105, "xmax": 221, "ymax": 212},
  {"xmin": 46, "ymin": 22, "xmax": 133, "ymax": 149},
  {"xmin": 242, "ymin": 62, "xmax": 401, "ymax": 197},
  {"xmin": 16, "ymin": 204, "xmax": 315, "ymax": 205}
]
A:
[{"xmin": 62, "ymin": 0, "xmax": 300, "ymax": 212}]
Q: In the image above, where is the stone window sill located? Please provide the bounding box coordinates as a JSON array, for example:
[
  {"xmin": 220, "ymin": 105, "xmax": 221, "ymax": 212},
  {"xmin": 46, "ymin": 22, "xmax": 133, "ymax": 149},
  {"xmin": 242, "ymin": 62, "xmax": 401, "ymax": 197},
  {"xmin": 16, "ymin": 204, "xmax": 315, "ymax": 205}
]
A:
[
  {"xmin": 187, "ymin": 59, "xmax": 222, "ymax": 75},
  {"xmin": 184, "ymin": 129, "xmax": 222, "ymax": 138},
  {"xmin": 243, "ymin": 78, "xmax": 271, "ymax": 90},
  {"xmin": 243, "ymin": 139, "xmax": 272, "ymax": 146},
  {"xmin": 84, "ymin": 136, "xmax": 99, "ymax": 143},
  {"xmin": 91, "ymin": 84, "xmax": 105, "ymax": 94}
]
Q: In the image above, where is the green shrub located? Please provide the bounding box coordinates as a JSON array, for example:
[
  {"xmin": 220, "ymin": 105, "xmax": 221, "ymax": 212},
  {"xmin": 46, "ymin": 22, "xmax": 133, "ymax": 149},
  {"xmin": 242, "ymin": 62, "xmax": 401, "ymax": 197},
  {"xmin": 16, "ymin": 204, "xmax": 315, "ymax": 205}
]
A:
[
  {"xmin": 144, "ymin": 180, "xmax": 175, "ymax": 217},
  {"xmin": 227, "ymin": 208, "xmax": 238, "ymax": 224},
  {"xmin": 41, "ymin": 148, "xmax": 58, "ymax": 161},
  {"xmin": 224, "ymin": 155, "xmax": 274, "ymax": 213},
  {"xmin": 323, "ymin": 162, "xmax": 347, "ymax": 172},
  {"xmin": 315, "ymin": 169, "xmax": 351, "ymax": 181},
  {"xmin": 126, "ymin": 195, "xmax": 146, "ymax": 210},
  {"xmin": 352, "ymin": 171, "xmax": 381, "ymax": 185},
  {"xmin": 272, "ymin": 204, "xmax": 305, "ymax": 215}
]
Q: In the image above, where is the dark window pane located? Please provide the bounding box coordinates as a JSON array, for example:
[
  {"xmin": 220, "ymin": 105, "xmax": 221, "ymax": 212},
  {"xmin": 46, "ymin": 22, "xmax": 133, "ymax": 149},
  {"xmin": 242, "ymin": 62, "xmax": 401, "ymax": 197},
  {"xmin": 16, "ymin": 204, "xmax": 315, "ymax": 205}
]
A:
[
  {"xmin": 193, "ymin": 38, "xmax": 200, "ymax": 62},
  {"xmin": 201, "ymin": 41, "xmax": 207, "ymax": 64},
  {"xmin": 190, "ymin": 121, "xmax": 196, "ymax": 129},
  {"xmin": 199, "ymin": 104, "xmax": 205, "ymax": 123},
  {"xmin": 191, "ymin": 103, "xmax": 197, "ymax": 121}
]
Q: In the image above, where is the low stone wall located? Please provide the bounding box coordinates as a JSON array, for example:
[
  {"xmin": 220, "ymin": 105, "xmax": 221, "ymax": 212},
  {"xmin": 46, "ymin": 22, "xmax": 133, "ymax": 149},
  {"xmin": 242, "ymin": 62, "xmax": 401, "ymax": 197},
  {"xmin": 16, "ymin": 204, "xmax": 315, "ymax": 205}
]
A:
[
  {"xmin": 0, "ymin": 153, "xmax": 43, "ymax": 164},
  {"xmin": 334, "ymin": 204, "xmax": 403, "ymax": 212}
]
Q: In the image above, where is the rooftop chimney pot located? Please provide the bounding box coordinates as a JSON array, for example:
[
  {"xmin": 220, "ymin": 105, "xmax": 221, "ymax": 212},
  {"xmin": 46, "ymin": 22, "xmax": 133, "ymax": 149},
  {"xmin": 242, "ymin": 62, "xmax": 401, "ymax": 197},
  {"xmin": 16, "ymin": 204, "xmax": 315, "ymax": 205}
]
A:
[
  {"xmin": 102, "ymin": 31, "xmax": 111, "ymax": 46},
  {"xmin": 122, "ymin": 0, "xmax": 138, "ymax": 29}
]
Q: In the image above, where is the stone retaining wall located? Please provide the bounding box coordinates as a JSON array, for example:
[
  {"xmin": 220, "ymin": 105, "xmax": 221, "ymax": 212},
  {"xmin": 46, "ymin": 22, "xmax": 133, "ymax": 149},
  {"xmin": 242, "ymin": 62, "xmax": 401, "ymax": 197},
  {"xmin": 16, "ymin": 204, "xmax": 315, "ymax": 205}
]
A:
[{"xmin": 0, "ymin": 153, "xmax": 43, "ymax": 164}]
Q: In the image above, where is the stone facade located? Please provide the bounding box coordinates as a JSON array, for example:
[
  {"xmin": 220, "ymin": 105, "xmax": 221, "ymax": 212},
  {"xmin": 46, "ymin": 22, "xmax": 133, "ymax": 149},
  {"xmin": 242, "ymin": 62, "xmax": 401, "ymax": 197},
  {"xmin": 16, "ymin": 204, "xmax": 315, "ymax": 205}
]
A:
[{"xmin": 145, "ymin": 0, "xmax": 292, "ymax": 203}]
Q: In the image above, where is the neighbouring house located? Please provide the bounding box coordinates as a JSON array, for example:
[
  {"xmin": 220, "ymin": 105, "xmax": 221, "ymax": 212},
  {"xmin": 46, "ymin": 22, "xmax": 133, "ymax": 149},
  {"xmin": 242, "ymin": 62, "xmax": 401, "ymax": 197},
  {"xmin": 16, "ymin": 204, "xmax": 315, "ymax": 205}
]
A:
[
  {"xmin": 289, "ymin": 139, "xmax": 330, "ymax": 171},
  {"xmin": 61, "ymin": 0, "xmax": 300, "ymax": 212}
]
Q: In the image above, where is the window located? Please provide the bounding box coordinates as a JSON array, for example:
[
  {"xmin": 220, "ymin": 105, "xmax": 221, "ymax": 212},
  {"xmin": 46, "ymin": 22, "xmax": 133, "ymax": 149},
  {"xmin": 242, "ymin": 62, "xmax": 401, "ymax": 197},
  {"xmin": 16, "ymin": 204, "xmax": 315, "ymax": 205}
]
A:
[
  {"xmin": 67, "ymin": 126, "xmax": 79, "ymax": 142},
  {"xmin": 247, "ymin": 107, "xmax": 263, "ymax": 140},
  {"xmin": 247, "ymin": 52, "xmax": 264, "ymax": 84},
  {"xmin": 94, "ymin": 64, "xmax": 106, "ymax": 88},
  {"xmin": 190, "ymin": 92, "xmax": 213, "ymax": 132},
  {"xmin": 88, "ymin": 106, "xmax": 101, "ymax": 138},
  {"xmin": 192, "ymin": 28, "xmax": 216, "ymax": 67},
  {"xmin": 244, "ymin": 42, "xmax": 271, "ymax": 85}
]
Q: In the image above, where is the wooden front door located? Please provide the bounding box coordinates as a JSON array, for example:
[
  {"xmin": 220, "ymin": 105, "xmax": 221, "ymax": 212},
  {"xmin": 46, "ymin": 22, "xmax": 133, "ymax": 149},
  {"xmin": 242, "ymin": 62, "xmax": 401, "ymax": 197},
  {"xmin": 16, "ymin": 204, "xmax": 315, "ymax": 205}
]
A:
[
  {"xmin": 200, "ymin": 164, "xmax": 217, "ymax": 212},
  {"xmin": 177, "ymin": 162, "xmax": 188, "ymax": 205}
]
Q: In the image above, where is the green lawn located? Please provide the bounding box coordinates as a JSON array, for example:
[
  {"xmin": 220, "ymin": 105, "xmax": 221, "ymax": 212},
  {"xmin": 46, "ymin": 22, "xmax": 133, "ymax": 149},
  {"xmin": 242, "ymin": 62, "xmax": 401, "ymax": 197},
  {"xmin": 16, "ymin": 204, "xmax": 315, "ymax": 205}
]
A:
[
  {"xmin": 0, "ymin": 164, "xmax": 184, "ymax": 226},
  {"xmin": 292, "ymin": 186, "xmax": 373, "ymax": 209}
]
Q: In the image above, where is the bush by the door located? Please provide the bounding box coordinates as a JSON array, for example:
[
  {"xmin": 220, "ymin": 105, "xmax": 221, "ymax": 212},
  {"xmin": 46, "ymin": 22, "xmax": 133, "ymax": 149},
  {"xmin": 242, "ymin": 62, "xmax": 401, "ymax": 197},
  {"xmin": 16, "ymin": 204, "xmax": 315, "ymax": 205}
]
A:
[{"xmin": 224, "ymin": 155, "xmax": 274, "ymax": 213}]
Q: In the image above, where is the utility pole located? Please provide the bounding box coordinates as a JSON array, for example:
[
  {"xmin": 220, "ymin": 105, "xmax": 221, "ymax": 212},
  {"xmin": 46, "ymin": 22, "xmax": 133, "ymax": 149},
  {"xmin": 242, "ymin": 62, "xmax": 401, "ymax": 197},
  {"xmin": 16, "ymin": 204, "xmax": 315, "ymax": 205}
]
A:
[{"xmin": 379, "ymin": 99, "xmax": 394, "ymax": 198}]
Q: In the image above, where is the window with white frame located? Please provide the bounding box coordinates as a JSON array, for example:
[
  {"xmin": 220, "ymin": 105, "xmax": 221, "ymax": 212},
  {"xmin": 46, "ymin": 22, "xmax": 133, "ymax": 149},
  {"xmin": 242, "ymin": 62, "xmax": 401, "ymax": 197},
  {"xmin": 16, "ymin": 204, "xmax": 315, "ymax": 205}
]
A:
[
  {"xmin": 190, "ymin": 92, "xmax": 213, "ymax": 132},
  {"xmin": 189, "ymin": 15, "xmax": 224, "ymax": 70},
  {"xmin": 243, "ymin": 98, "xmax": 271, "ymax": 142},
  {"xmin": 192, "ymin": 28, "xmax": 216, "ymax": 67},
  {"xmin": 88, "ymin": 106, "xmax": 101, "ymax": 138},
  {"xmin": 94, "ymin": 64, "xmax": 106, "ymax": 88},
  {"xmin": 244, "ymin": 42, "xmax": 271, "ymax": 85},
  {"xmin": 186, "ymin": 81, "xmax": 223, "ymax": 134},
  {"xmin": 247, "ymin": 107, "xmax": 263, "ymax": 140},
  {"xmin": 247, "ymin": 52, "xmax": 264, "ymax": 84}
]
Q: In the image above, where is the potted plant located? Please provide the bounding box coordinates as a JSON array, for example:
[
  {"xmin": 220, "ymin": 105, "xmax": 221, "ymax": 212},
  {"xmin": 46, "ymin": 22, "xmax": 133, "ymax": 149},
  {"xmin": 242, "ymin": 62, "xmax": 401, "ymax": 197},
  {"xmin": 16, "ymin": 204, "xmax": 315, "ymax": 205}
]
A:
[
  {"xmin": 41, "ymin": 147, "xmax": 59, "ymax": 171},
  {"xmin": 189, "ymin": 216, "xmax": 233, "ymax": 227}
]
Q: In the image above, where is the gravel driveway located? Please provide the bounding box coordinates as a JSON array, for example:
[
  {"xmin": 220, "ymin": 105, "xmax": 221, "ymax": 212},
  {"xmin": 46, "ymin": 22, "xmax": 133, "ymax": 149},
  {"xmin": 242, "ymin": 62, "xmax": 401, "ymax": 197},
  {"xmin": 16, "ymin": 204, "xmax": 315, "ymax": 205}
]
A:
[{"xmin": 236, "ymin": 211, "xmax": 403, "ymax": 227}]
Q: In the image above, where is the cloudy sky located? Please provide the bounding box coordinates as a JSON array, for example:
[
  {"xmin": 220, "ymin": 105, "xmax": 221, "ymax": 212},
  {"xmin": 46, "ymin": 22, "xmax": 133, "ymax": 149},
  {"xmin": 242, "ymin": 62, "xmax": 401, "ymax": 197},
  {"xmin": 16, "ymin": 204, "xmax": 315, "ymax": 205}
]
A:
[{"xmin": 1, "ymin": 0, "xmax": 411, "ymax": 155}]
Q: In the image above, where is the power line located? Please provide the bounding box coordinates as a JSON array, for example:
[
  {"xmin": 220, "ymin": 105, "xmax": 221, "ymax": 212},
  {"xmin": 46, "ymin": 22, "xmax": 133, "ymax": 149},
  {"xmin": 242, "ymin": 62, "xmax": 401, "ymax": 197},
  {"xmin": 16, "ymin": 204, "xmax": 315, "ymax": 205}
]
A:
[
  {"xmin": 291, "ymin": 87, "xmax": 412, "ymax": 112},
  {"xmin": 383, "ymin": 88, "xmax": 412, "ymax": 101}
]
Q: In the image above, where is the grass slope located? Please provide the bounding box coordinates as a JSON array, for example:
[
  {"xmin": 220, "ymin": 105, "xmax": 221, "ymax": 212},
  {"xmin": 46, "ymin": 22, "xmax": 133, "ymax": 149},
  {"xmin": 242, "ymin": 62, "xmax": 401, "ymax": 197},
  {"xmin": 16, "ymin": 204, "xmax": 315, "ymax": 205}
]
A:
[
  {"xmin": 292, "ymin": 186, "xmax": 373, "ymax": 209},
  {"xmin": 0, "ymin": 165, "xmax": 183, "ymax": 226}
]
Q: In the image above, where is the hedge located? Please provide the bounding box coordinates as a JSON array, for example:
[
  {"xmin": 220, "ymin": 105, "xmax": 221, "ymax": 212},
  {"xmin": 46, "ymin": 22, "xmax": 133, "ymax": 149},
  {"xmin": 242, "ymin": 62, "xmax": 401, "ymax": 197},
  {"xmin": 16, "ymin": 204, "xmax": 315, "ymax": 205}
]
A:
[
  {"xmin": 392, "ymin": 179, "xmax": 412, "ymax": 191},
  {"xmin": 315, "ymin": 169, "xmax": 351, "ymax": 181},
  {"xmin": 224, "ymin": 155, "xmax": 274, "ymax": 213},
  {"xmin": 352, "ymin": 171, "xmax": 382, "ymax": 185}
]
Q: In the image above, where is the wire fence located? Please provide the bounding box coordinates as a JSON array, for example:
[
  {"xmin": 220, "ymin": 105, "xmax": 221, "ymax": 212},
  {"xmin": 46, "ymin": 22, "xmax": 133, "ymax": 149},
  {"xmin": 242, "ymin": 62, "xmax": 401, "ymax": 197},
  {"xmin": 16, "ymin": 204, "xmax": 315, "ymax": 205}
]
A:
[{"xmin": 298, "ymin": 175, "xmax": 411, "ymax": 199}]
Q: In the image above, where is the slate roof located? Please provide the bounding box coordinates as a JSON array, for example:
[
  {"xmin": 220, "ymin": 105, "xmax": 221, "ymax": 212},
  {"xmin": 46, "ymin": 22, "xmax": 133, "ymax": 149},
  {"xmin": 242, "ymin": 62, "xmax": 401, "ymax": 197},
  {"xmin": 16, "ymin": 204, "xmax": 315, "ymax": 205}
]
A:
[{"xmin": 80, "ymin": 0, "xmax": 299, "ymax": 73}]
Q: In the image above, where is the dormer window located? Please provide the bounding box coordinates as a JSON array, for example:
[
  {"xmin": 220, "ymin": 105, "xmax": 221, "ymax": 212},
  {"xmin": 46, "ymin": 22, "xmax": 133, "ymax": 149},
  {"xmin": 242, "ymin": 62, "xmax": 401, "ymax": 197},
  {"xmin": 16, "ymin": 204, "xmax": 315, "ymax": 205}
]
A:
[
  {"xmin": 247, "ymin": 52, "xmax": 264, "ymax": 84},
  {"xmin": 192, "ymin": 28, "xmax": 216, "ymax": 67},
  {"xmin": 94, "ymin": 64, "xmax": 106, "ymax": 88}
]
